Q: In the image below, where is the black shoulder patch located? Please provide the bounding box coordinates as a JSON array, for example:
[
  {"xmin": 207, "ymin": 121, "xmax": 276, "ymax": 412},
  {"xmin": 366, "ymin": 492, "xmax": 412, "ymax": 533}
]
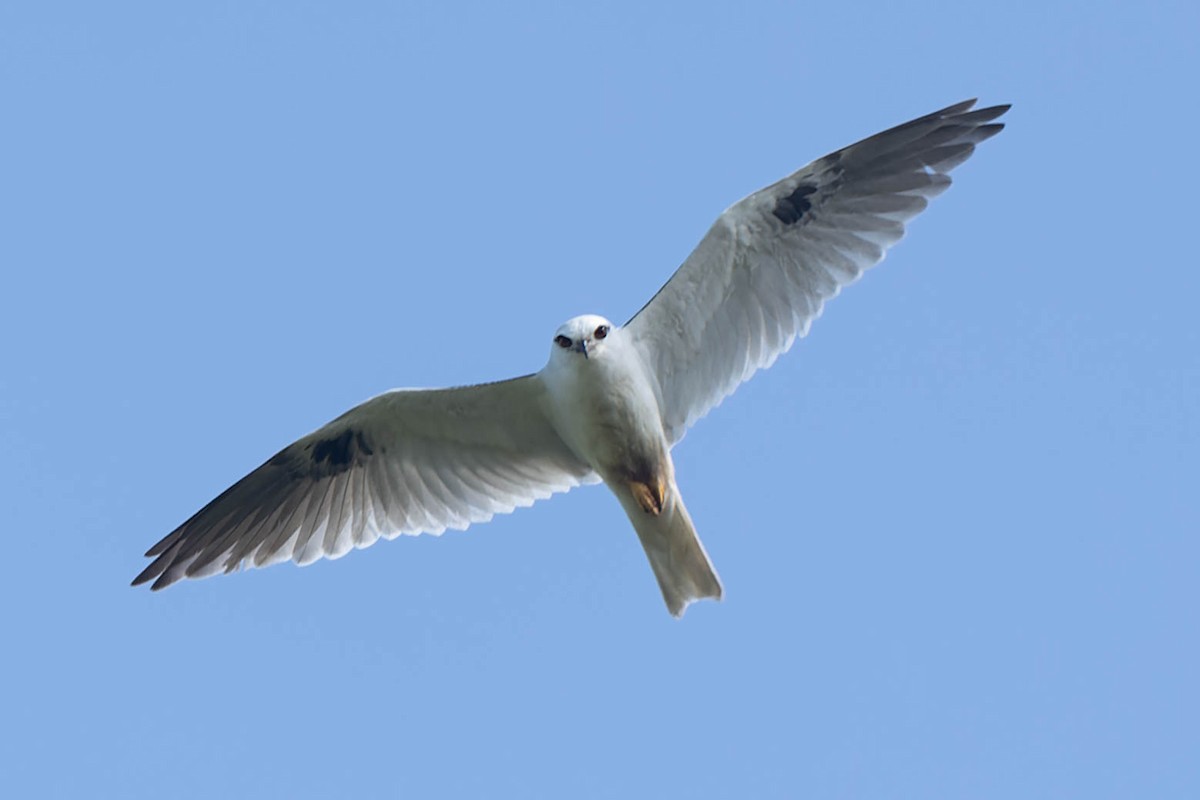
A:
[
  {"xmin": 772, "ymin": 183, "xmax": 818, "ymax": 225},
  {"xmin": 309, "ymin": 428, "xmax": 375, "ymax": 471}
]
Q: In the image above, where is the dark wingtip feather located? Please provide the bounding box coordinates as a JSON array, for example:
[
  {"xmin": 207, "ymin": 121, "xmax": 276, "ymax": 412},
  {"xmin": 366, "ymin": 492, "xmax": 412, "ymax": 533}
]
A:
[
  {"xmin": 150, "ymin": 573, "xmax": 176, "ymax": 591},
  {"xmin": 130, "ymin": 561, "xmax": 162, "ymax": 588},
  {"xmin": 144, "ymin": 528, "xmax": 183, "ymax": 558},
  {"xmin": 936, "ymin": 98, "xmax": 978, "ymax": 116},
  {"xmin": 974, "ymin": 122, "xmax": 1007, "ymax": 142},
  {"xmin": 952, "ymin": 105, "xmax": 1010, "ymax": 126},
  {"xmin": 132, "ymin": 542, "xmax": 181, "ymax": 589}
]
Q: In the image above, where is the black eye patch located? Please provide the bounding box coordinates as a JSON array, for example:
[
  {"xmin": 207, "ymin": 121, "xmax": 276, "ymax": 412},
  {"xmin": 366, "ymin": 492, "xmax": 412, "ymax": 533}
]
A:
[{"xmin": 555, "ymin": 335, "xmax": 572, "ymax": 349}]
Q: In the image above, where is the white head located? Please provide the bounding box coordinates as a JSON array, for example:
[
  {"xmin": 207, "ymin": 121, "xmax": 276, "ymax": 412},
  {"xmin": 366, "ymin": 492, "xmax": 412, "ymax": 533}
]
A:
[{"xmin": 549, "ymin": 314, "xmax": 616, "ymax": 363}]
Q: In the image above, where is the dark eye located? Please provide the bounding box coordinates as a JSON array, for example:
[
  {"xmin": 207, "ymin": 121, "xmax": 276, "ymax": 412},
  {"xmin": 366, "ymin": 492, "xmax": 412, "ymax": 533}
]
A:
[
  {"xmin": 554, "ymin": 334, "xmax": 572, "ymax": 349},
  {"xmin": 594, "ymin": 325, "xmax": 609, "ymax": 340}
]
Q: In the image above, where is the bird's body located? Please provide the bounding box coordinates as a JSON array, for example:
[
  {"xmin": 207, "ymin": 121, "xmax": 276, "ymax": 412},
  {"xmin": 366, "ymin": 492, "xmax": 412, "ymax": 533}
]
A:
[
  {"xmin": 134, "ymin": 99, "xmax": 1009, "ymax": 616},
  {"xmin": 538, "ymin": 315, "xmax": 721, "ymax": 615},
  {"xmin": 540, "ymin": 315, "xmax": 668, "ymax": 492}
]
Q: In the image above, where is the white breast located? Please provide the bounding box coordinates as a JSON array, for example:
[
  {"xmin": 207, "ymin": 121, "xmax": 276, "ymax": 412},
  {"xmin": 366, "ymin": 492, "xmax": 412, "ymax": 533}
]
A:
[{"xmin": 538, "ymin": 329, "xmax": 668, "ymax": 480}]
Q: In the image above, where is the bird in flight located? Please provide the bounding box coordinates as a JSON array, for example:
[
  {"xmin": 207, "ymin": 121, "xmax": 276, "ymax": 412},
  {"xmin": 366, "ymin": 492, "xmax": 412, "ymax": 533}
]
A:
[{"xmin": 134, "ymin": 99, "xmax": 1008, "ymax": 617}]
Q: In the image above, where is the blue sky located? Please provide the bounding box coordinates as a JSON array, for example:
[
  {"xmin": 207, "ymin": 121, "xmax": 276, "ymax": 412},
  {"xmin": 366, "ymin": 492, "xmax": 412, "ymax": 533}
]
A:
[{"xmin": 3, "ymin": 1, "xmax": 1197, "ymax": 797}]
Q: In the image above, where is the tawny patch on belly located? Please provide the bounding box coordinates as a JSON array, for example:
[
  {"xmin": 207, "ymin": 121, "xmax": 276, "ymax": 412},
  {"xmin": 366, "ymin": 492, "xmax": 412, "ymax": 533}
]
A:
[{"xmin": 629, "ymin": 478, "xmax": 666, "ymax": 516}]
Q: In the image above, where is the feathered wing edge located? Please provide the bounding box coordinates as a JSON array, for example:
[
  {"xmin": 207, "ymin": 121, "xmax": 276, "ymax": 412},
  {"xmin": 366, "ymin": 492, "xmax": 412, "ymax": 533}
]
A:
[{"xmin": 133, "ymin": 376, "xmax": 597, "ymax": 590}]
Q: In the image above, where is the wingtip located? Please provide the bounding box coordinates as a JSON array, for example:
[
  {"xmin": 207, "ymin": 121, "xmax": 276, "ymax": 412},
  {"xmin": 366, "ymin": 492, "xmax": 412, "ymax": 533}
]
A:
[
  {"xmin": 149, "ymin": 572, "xmax": 176, "ymax": 591},
  {"xmin": 942, "ymin": 98, "xmax": 978, "ymax": 114},
  {"xmin": 130, "ymin": 566, "xmax": 153, "ymax": 588},
  {"xmin": 936, "ymin": 99, "xmax": 1010, "ymax": 121},
  {"xmin": 977, "ymin": 122, "xmax": 1007, "ymax": 140},
  {"xmin": 131, "ymin": 560, "xmax": 171, "ymax": 590}
]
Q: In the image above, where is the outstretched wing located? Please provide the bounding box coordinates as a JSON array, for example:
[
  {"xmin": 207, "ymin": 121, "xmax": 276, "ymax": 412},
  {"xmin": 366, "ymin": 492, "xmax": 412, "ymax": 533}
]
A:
[
  {"xmin": 625, "ymin": 99, "xmax": 1008, "ymax": 443},
  {"xmin": 133, "ymin": 375, "xmax": 596, "ymax": 590}
]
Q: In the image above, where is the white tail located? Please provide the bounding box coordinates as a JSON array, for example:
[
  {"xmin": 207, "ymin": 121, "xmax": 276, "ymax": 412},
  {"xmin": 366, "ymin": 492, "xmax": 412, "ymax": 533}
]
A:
[{"xmin": 617, "ymin": 481, "xmax": 723, "ymax": 617}]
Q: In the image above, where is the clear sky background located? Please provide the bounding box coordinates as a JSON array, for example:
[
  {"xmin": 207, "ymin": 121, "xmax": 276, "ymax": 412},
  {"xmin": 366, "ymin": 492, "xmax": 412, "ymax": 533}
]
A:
[{"xmin": 3, "ymin": 1, "xmax": 1197, "ymax": 797}]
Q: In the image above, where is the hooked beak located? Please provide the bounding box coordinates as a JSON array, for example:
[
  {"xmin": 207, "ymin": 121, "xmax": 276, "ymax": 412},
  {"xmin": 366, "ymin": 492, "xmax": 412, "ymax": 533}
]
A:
[{"xmin": 574, "ymin": 339, "xmax": 589, "ymax": 359}]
